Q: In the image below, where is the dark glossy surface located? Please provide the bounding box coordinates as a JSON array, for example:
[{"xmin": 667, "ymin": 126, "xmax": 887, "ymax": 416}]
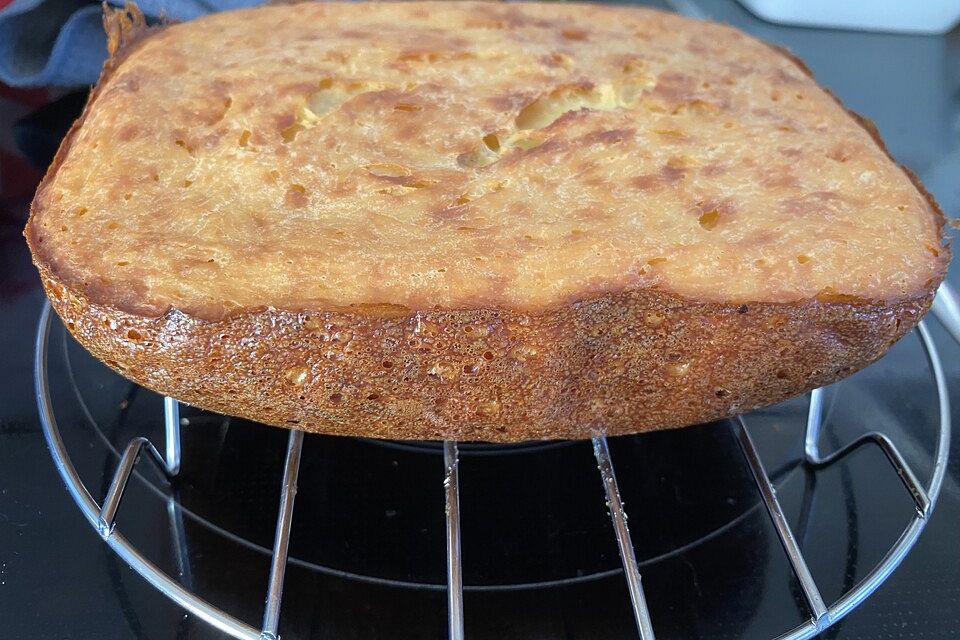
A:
[{"xmin": 1, "ymin": 1, "xmax": 959, "ymax": 638}]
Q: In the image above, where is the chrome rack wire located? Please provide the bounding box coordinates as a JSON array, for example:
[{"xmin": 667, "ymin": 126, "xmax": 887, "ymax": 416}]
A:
[
  {"xmin": 444, "ymin": 441, "xmax": 465, "ymax": 640},
  {"xmin": 97, "ymin": 436, "xmax": 177, "ymax": 538},
  {"xmin": 742, "ymin": 319, "xmax": 950, "ymax": 640},
  {"xmin": 592, "ymin": 435, "xmax": 657, "ymax": 639},
  {"xmin": 733, "ymin": 417, "xmax": 831, "ymax": 633},
  {"xmin": 261, "ymin": 430, "xmax": 304, "ymax": 640},
  {"xmin": 163, "ymin": 396, "xmax": 181, "ymax": 476},
  {"xmin": 932, "ymin": 282, "xmax": 960, "ymax": 346},
  {"xmin": 35, "ymin": 300, "xmax": 951, "ymax": 640}
]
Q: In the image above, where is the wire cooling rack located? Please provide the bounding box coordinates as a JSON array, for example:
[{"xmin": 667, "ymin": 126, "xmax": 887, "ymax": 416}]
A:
[{"xmin": 35, "ymin": 300, "xmax": 952, "ymax": 640}]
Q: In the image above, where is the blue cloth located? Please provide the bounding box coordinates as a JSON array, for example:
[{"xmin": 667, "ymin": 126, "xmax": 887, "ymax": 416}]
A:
[{"xmin": 0, "ymin": 0, "xmax": 263, "ymax": 87}]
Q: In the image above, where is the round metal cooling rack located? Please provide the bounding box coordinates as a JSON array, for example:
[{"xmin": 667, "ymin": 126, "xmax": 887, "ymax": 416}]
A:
[{"xmin": 35, "ymin": 300, "xmax": 951, "ymax": 640}]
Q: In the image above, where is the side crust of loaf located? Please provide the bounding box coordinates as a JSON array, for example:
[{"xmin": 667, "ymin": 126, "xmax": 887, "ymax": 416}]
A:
[
  {"xmin": 26, "ymin": 4, "xmax": 949, "ymax": 442},
  {"xmin": 40, "ymin": 264, "xmax": 930, "ymax": 441}
]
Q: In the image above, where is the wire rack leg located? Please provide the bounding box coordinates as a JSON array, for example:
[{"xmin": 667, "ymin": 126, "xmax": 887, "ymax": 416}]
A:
[
  {"xmin": 167, "ymin": 493, "xmax": 193, "ymax": 585},
  {"xmin": 164, "ymin": 397, "xmax": 182, "ymax": 477},
  {"xmin": 99, "ymin": 397, "xmax": 185, "ymax": 538},
  {"xmin": 732, "ymin": 417, "xmax": 830, "ymax": 632},
  {"xmin": 162, "ymin": 397, "xmax": 190, "ymax": 585},
  {"xmin": 444, "ymin": 440, "xmax": 465, "ymax": 640},
  {"xmin": 592, "ymin": 435, "xmax": 656, "ymax": 640},
  {"xmin": 803, "ymin": 387, "xmax": 826, "ymax": 462},
  {"xmin": 260, "ymin": 430, "xmax": 304, "ymax": 640},
  {"xmin": 804, "ymin": 387, "xmax": 930, "ymax": 517},
  {"xmin": 99, "ymin": 436, "xmax": 169, "ymax": 538}
]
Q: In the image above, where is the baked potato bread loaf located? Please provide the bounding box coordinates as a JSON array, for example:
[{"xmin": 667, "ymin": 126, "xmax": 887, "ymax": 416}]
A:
[{"xmin": 25, "ymin": 2, "xmax": 949, "ymax": 441}]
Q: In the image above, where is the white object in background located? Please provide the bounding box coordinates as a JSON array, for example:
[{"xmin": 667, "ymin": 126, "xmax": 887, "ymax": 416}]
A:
[{"xmin": 737, "ymin": 0, "xmax": 960, "ymax": 35}]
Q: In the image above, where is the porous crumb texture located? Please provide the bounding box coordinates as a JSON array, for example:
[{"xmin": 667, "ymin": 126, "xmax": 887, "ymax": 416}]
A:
[{"xmin": 27, "ymin": 2, "xmax": 949, "ymax": 441}]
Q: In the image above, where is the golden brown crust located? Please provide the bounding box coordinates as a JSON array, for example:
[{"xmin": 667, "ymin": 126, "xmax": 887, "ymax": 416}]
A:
[
  {"xmin": 26, "ymin": 1, "xmax": 948, "ymax": 318},
  {"xmin": 768, "ymin": 41, "xmax": 952, "ymax": 270},
  {"xmin": 103, "ymin": 3, "xmax": 153, "ymax": 58},
  {"xmin": 26, "ymin": 2, "xmax": 164, "ymax": 270},
  {"xmin": 25, "ymin": 2, "xmax": 949, "ymax": 441},
  {"xmin": 38, "ymin": 261, "xmax": 930, "ymax": 441}
]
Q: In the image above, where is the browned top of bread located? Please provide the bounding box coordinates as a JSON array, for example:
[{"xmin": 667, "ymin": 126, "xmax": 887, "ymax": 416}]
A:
[{"xmin": 26, "ymin": 2, "xmax": 947, "ymax": 322}]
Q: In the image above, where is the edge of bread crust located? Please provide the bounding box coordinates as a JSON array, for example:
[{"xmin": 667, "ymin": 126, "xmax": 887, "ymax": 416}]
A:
[
  {"xmin": 24, "ymin": 5, "xmax": 950, "ymax": 442},
  {"xmin": 37, "ymin": 263, "xmax": 932, "ymax": 441},
  {"xmin": 103, "ymin": 3, "xmax": 156, "ymax": 59},
  {"xmin": 25, "ymin": 2, "xmax": 167, "ymax": 266},
  {"xmin": 767, "ymin": 42, "xmax": 952, "ymax": 269}
]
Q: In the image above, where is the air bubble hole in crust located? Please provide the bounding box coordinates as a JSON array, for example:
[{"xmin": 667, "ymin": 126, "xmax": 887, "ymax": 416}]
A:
[
  {"xmin": 698, "ymin": 209, "xmax": 719, "ymax": 230},
  {"xmin": 174, "ymin": 139, "xmax": 194, "ymax": 154},
  {"xmin": 561, "ymin": 28, "xmax": 587, "ymax": 41},
  {"xmin": 365, "ymin": 163, "xmax": 410, "ymax": 178},
  {"xmin": 281, "ymin": 124, "xmax": 303, "ymax": 142},
  {"xmin": 515, "ymin": 83, "xmax": 626, "ymax": 131}
]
